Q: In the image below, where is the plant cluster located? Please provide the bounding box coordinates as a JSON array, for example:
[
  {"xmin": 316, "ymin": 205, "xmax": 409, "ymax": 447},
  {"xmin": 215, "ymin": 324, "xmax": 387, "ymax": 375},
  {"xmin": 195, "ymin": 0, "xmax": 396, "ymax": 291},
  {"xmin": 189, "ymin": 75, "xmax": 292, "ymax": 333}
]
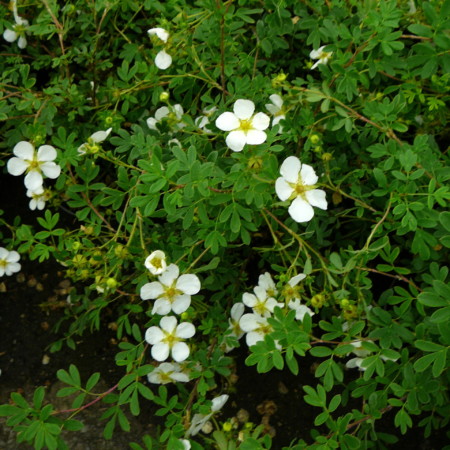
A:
[{"xmin": 0, "ymin": 0, "xmax": 449, "ymax": 449}]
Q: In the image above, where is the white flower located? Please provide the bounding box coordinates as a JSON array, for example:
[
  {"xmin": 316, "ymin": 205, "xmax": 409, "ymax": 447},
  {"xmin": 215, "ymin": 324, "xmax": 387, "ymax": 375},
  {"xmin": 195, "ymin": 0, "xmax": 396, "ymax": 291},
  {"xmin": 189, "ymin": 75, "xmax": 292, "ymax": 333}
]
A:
[
  {"xmin": 144, "ymin": 250, "xmax": 167, "ymax": 275},
  {"xmin": 155, "ymin": 50, "xmax": 172, "ymax": 70},
  {"xmin": 257, "ymin": 272, "xmax": 278, "ymax": 298},
  {"xmin": 265, "ymin": 94, "xmax": 286, "ymax": 131},
  {"xmin": 310, "ymin": 46, "xmax": 333, "ymax": 70},
  {"xmin": 186, "ymin": 395, "xmax": 229, "ymax": 437},
  {"xmin": 195, "ymin": 106, "xmax": 217, "ymax": 133},
  {"xmin": 3, "ymin": 15, "xmax": 29, "ymax": 49},
  {"xmin": 275, "ymin": 156, "xmax": 327, "ymax": 223},
  {"xmin": 26, "ymin": 186, "xmax": 49, "ymax": 210},
  {"xmin": 148, "ymin": 27, "xmax": 169, "ymax": 43},
  {"xmin": 140, "ymin": 263, "xmax": 200, "ymax": 315},
  {"xmin": 215, "ymin": 99, "xmax": 270, "ymax": 152},
  {"xmin": 147, "ymin": 105, "xmax": 184, "ymax": 132},
  {"xmin": 345, "ymin": 357, "xmax": 365, "ymax": 370},
  {"xmin": 239, "ymin": 313, "xmax": 274, "ymax": 347},
  {"xmin": 145, "ymin": 316, "xmax": 195, "ymax": 362},
  {"xmin": 282, "ymin": 273, "xmax": 307, "ymax": 302},
  {"xmin": 147, "ymin": 362, "xmax": 190, "ymax": 384},
  {"xmin": 0, "ymin": 247, "xmax": 21, "ymax": 277},
  {"xmin": 78, "ymin": 128, "xmax": 112, "ymax": 155},
  {"xmin": 7, "ymin": 141, "xmax": 61, "ymax": 191},
  {"xmin": 242, "ymin": 286, "xmax": 283, "ymax": 317},
  {"xmin": 288, "ymin": 299, "xmax": 315, "ymax": 321}
]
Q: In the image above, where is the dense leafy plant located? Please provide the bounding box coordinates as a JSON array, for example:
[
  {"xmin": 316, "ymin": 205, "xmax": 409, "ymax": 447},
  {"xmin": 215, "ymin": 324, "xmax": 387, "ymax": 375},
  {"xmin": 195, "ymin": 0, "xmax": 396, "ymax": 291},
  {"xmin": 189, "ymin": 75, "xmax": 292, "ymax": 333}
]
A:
[{"xmin": 1, "ymin": 0, "xmax": 449, "ymax": 448}]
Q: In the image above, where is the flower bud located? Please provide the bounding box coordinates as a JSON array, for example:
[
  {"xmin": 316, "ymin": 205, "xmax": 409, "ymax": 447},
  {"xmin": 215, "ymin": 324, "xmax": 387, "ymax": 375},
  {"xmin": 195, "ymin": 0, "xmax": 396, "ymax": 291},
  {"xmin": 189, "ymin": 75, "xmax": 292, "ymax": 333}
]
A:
[
  {"xmin": 322, "ymin": 152, "xmax": 333, "ymax": 162},
  {"xmin": 106, "ymin": 277, "xmax": 118, "ymax": 289},
  {"xmin": 248, "ymin": 156, "xmax": 263, "ymax": 170},
  {"xmin": 310, "ymin": 134, "xmax": 320, "ymax": 144},
  {"xmin": 105, "ymin": 116, "xmax": 114, "ymax": 125},
  {"xmin": 311, "ymin": 294, "xmax": 325, "ymax": 308},
  {"xmin": 159, "ymin": 91, "xmax": 170, "ymax": 102},
  {"xmin": 72, "ymin": 241, "xmax": 82, "ymax": 251},
  {"xmin": 223, "ymin": 422, "xmax": 232, "ymax": 432}
]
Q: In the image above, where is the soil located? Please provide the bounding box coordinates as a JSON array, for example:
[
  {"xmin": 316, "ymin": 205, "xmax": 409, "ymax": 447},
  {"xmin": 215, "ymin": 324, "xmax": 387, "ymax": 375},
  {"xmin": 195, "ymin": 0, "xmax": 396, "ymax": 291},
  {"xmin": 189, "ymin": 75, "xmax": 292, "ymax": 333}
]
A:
[{"xmin": 1, "ymin": 261, "xmax": 449, "ymax": 449}]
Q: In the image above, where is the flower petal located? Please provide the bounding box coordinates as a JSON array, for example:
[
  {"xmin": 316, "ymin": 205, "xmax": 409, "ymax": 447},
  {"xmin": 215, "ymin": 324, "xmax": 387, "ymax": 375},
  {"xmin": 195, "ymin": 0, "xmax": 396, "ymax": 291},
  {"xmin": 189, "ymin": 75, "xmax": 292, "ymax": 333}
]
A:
[
  {"xmin": 176, "ymin": 322, "xmax": 195, "ymax": 339},
  {"xmin": 288, "ymin": 274, "xmax": 306, "ymax": 286},
  {"xmin": 3, "ymin": 29, "xmax": 18, "ymax": 43},
  {"xmin": 7, "ymin": 157, "xmax": 28, "ymax": 176},
  {"xmin": 147, "ymin": 117, "xmax": 158, "ymax": 130},
  {"xmin": 225, "ymin": 130, "xmax": 246, "ymax": 152},
  {"xmin": 280, "ymin": 156, "xmax": 301, "ymax": 183},
  {"xmin": 152, "ymin": 298, "xmax": 172, "ymax": 315},
  {"xmin": 41, "ymin": 162, "xmax": 61, "ymax": 179},
  {"xmin": 288, "ymin": 197, "xmax": 315, "ymax": 223},
  {"xmin": 215, "ymin": 112, "xmax": 240, "ymax": 131},
  {"xmin": 275, "ymin": 177, "xmax": 294, "ymax": 201},
  {"xmin": 251, "ymin": 112, "xmax": 270, "ymax": 131},
  {"xmin": 154, "ymin": 106, "xmax": 169, "ymax": 121},
  {"xmin": 211, "ymin": 394, "xmax": 229, "ymax": 412},
  {"xmin": 155, "ymin": 50, "xmax": 172, "ymax": 70},
  {"xmin": 172, "ymin": 342, "xmax": 190, "ymax": 362},
  {"xmin": 245, "ymin": 129, "xmax": 267, "ymax": 145},
  {"xmin": 242, "ymin": 293, "xmax": 257, "ymax": 308},
  {"xmin": 145, "ymin": 326, "xmax": 164, "ymax": 345},
  {"xmin": 148, "ymin": 27, "xmax": 169, "ymax": 43},
  {"xmin": 13, "ymin": 141, "xmax": 35, "ymax": 159},
  {"xmin": 6, "ymin": 251, "xmax": 20, "ymax": 263},
  {"xmin": 159, "ymin": 263, "xmax": 179, "ymax": 286},
  {"xmin": 171, "ymin": 371, "xmax": 190, "ymax": 383},
  {"xmin": 230, "ymin": 303, "xmax": 245, "ymax": 320},
  {"xmin": 246, "ymin": 331, "xmax": 264, "ymax": 346},
  {"xmin": 160, "ymin": 316, "xmax": 177, "ymax": 333},
  {"xmin": 90, "ymin": 128, "xmax": 112, "ymax": 143},
  {"xmin": 269, "ymin": 94, "xmax": 283, "ymax": 109},
  {"xmin": 37, "ymin": 145, "xmax": 57, "ymax": 162},
  {"xmin": 152, "ymin": 342, "xmax": 170, "ymax": 361},
  {"xmin": 233, "ymin": 99, "xmax": 255, "ymax": 120},
  {"xmin": 18, "ymin": 36, "xmax": 27, "ymax": 49},
  {"xmin": 24, "ymin": 171, "xmax": 44, "ymax": 191},
  {"xmin": 140, "ymin": 282, "xmax": 164, "ymax": 300},
  {"xmin": 300, "ymin": 164, "xmax": 318, "ymax": 186},
  {"xmin": 176, "ymin": 274, "xmax": 200, "ymax": 295},
  {"xmin": 171, "ymin": 294, "xmax": 191, "ymax": 314},
  {"xmin": 239, "ymin": 313, "xmax": 260, "ymax": 332},
  {"xmin": 305, "ymin": 189, "xmax": 327, "ymax": 210}
]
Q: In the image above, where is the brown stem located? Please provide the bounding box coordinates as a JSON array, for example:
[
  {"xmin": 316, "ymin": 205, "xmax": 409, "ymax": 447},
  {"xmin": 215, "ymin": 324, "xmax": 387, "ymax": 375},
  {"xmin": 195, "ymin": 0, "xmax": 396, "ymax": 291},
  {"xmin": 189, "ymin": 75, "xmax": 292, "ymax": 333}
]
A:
[
  {"xmin": 53, "ymin": 382, "xmax": 119, "ymax": 415},
  {"xmin": 355, "ymin": 266, "xmax": 421, "ymax": 291}
]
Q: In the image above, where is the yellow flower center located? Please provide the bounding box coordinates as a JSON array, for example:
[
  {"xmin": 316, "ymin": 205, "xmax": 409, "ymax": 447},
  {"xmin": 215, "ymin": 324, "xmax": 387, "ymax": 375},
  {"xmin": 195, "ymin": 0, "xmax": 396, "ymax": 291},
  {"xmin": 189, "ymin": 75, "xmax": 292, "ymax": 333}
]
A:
[
  {"xmin": 151, "ymin": 257, "xmax": 163, "ymax": 269},
  {"xmin": 162, "ymin": 331, "xmax": 179, "ymax": 347},
  {"xmin": 254, "ymin": 302, "xmax": 268, "ymax": 316},
  {"xmin": 239, "ymin": 119, "xmax": 253, "ymax": 133},
  {"xmin": 164, "ymin": 285, "xmax": 181, "ymax": 303},
  {"xmin": 0, "ymin": 259, "xmax": 7, "ymax": 268}
]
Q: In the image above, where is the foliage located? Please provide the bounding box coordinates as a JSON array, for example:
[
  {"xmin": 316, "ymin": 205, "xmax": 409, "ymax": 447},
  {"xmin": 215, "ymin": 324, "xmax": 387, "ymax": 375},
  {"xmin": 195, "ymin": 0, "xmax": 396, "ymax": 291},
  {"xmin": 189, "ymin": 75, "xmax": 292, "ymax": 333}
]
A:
[{"xmin": 1, "ymin": 0, "xmax": 449, "ymax": 448}]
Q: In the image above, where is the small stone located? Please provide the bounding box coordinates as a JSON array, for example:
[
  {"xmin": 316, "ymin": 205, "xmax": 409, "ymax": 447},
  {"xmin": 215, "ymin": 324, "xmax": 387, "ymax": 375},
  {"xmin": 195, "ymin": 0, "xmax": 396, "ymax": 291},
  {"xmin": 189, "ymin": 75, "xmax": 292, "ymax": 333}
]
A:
[{"xmin": 42, "ymin": 354, "xmax": 50, "ymax": 365}]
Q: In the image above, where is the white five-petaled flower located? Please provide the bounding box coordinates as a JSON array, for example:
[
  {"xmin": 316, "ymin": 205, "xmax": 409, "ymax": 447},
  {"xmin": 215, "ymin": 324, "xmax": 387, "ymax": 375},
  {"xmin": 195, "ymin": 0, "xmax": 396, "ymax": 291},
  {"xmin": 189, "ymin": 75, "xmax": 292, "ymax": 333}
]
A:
[
  {"xmin": 310, "ymin": 46, "xmax": 333, "ymax": 70},
  {"xmin": 239, "ymin": 313, "xmax": 274, "ymax": 347},
  {"xmin": 0, "ymin": 247, "xmax": 21, "ymax": 277},
  {"xmin": 77, "ymin": 128, "xmax": 112, "ymax": 155},
  {"xmin": 145, "ymin": 316, "xmax": 195, "ymax": 362},
  {"xmin": 257, "ymin": 272, "xmax": 278, "ymax": 298},
  {"xmin": 345, "ymin": 340, "xmax": 374, "ymax": 371},
  {"xmin": 288, "ymin": 299, "xmax": 315, "ymax": 321},
  {"xmin": 147, "ymin": 105, "xmax": 184, "ymax": 132},
  {"xmin": 215, "ymin": 99, "xmax": 270, "ymax": 152},
  {"xmin": 186, "ymin": 395, "xmax": 229, "ymax": 437},
  {"xmin": 147, "ymin": 362, "xmax": 190, "ymax": 384},
  {"xmin": 7, "ymin": 141, "xmax": 61, "ymax": 191},
  {"xmin": 26, "ymin": 186, "xmax": 49, "ymax": 211},
  {"xmin": 275, "ymin": 156, "xmax": 327, "ymax": 223},
  {"xmin": 140, "ymin": 263, "xmax": 201, "ymax": 315},
  {"xmin": 144, "ymin": 250, "xmax": 167, "ymax": 275},
  {"xmin": 3, "ymin": 14, "xmax": 29, "ymax": 49},
  {"xmin": 265, "ymin": 94, "xmax": 286, "ymax": 131},
  {"xmin": 242, "ymin": 286, "xmax": 283, "ymax": 317}
]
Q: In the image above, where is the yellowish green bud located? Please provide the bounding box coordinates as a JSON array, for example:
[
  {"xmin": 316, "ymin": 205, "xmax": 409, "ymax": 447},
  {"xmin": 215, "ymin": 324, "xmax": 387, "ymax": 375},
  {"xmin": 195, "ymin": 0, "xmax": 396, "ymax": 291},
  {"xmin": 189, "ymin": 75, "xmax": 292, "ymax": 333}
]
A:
[
  {"xmin": 311, "ymin": 294, "xmax": 325, "ymax": 308},
  {"xmin": 106, "ymin": 278, "xmax": 118, "ymax": 289},
  {"xmin": 248, "ymin": 156, "xmax": 263, "ymax": 170},
  {"xmin": 322, "ymin": 152, "xmax": 333, "ymax": 162},
  {"xmin": 72, "ymin": 241, "xmax": 82, "ymax": 251},
  {"xmin": 310, "ymin": 134, "xmax": 320, "ymax": 144},
  {"xmin": 223, "ymin": 422, "xmax": 232, "ymax": 432},
  {"xmin": 159, "ymin": 91, "xmax": 170, "ymax": 102}
]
